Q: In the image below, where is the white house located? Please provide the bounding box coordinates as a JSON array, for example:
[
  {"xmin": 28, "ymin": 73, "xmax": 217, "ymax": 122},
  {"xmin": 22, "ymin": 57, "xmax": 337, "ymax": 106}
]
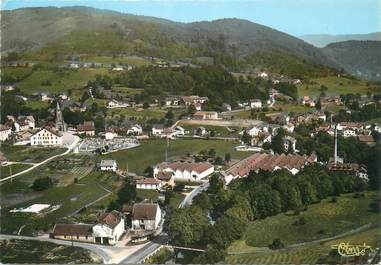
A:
[
  {"xmin": 30, "ymin": 127, "xmax": 63, "ymax": 146},
  {"xmin": 250, "ymin": 99, "xmax": 262, "ymax": 109},
  {"xmin": 154, "ymin": 161, "xmax": 214, "ymax": 181},
  {"xmin": 259, "ymin": 72, "xmax": 268, "ymax": 78},
  {"xmin": 92, "ymin": 211, "xmax": 125, "ymax": 245},
  {"xmin": 374, "ymin": 124, "xmax": 381, "ymax": 133},
  {"xmin": 174, "ymin": 126, "xmax": 185, "ymax": 136},
  {"xmin": 100, "ymin": 160, "xmax": 117, "ymax": 172},
  {"xmin": 247, "ymin": 124, "xmax": 269, "ymax": 137},
  {"xmin": 0, "ymin": 125, "xmax": 11, "ymax": 142},
  {"xmin": 193, "ymin": 111, "xmax": 219, "ymax": 120},
  {"xmin": 136, "ymin": 178, "xmax": 162, "ymax": 190},
  {"xmin": 343, "ymin": 129, "xmax": 357, "ymax": 138},
  {"xmin": 130, "ymin": 203, "xmax": 162, "ymax": 231},
  {"xmin": 127, "ymin": 124, "xmax": 143, "ymax": 135},
  {"xmin": 152, "ymin": 124, "xmax": 164, "ymax": 136},
  {"xmin": 40, "ymin": 93, "xmax": 52, "ymax": 102},
  {"xmin": 105, "ymin": 130, "xmax": 118, "ymax": 140}
]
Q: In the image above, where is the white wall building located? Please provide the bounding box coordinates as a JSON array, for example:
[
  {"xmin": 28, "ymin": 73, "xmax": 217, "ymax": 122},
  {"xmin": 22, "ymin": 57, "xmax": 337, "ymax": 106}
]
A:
[
  {"xmin": 136, "ymin": 178, "xmax": 161, "ymax": 190},
  {"xmin": 130, "ymin": 203, "xmax": 162, "ymax": 231},
  {"xmin": 30, "ymin": 127, "xmax": 63, "ymax": 146},
  {"xmin": 0, "ymin": 125, "xmax": 11, "ymax": 142},
  {"xmin": 92, "ymin": 211, "xmax": 125, "ymax": 245},
  {"xmin": 250, "ymin": 99, "xmax": 262, "ymax": 109},
  {"xmin": 154, "ymin": 161, "xmax": 214, "ymax": 181},
  {"xmin": 100, "ymin": 160, "xmax": 117, "ymax": 172}
]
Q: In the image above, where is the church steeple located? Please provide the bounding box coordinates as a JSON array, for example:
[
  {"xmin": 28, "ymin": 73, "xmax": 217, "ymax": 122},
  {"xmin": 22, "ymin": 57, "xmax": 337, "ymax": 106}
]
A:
[{"xmin": 55, "ymin": 101, "xmax": 66, "ymax": 132}]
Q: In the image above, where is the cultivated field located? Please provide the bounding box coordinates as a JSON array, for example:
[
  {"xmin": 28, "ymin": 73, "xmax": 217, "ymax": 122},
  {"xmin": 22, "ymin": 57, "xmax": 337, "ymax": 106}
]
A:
[
  {"xmin": 1, "ymin": 144, "xmax": 66, "ymax": 163},
  {"xmin": 0, "ymin": 239, "xmax": 101, "ymax": 264}
]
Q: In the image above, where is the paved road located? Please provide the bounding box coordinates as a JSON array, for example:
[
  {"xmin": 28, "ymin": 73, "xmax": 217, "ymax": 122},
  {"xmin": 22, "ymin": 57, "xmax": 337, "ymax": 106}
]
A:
[
  {"xmin": 118, "ymin": 234, "xmax": 168, "ymax": 264},
  {"xmin": 179, "ymin": 181, "xmax": 209, "ymax": 208},
  {"xmin": 0, "ymin": 135, "xmax": 80, "ymax": 183}
]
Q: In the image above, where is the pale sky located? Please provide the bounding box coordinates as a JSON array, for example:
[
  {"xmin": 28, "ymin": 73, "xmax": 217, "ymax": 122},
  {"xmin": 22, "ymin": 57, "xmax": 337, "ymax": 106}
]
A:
[{"xmin": 2, "ymin": 0, "xmax": 380, "ymax": 36}]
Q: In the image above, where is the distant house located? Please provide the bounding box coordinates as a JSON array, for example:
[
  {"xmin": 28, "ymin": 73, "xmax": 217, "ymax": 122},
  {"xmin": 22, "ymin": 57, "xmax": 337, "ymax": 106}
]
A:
[
  {"xmin": 222, "ymin": 103, "xmax": 232, "ymax": 111},
  {"xmin": 40, "ymin": 93, "xmax": 52, "ymax": 102},
  {"xmin": 174, "ymin": 126, "xmax": 185, "ymax": 136},
  {"xmin": 194, "ymin": 103, "xmax": 202, "ymax": 111},
  {"xmin": 105, "ymin": 129, "xmax": 118, "ymax": 140},
  {"xmin": 259, "ymin": 72, "xmax": 268, "ymax": 78},
  {"xmin": 250, "ymin": 99, "xmax": 262, "ymax": 109},
  {"xmin": 152, "ymin": 124, "xmax": 164, "ymax": 136},
  {"xmin": 100, "ymin": 160, "xmax": 117, "ymax": 172},
  {"xmin": 30, "ymin": 127, "xmax": 63, "ymax": 146},
  {"xmin": 77, "ymin": 121, "xmax": 96, "ymax": 136},
  {"xmin": 194, "ymin": 126, "xmax": 208, "ymax": 136},
  {"xmin": 107, "ymin": 100, "xmax": 129, "ymax": 108},
  {"xmin": 0, "ymin": 125, "xmax": 11, "ymax": 142},
  {"xmin": 165, "ymin": 97, "xmax": 181, "ymax": 106},
  {"xmin": 112, "ymin": 66, "xmax": 124, "ymax": 71},
  {"xmin": 69, "ymin": 102, "xmax": 87, "ymax": 112},
  {"xmin": 14, "ymin": 130, "xmax": 34, "ymax": 145},
  {"xmin": 181, "ymin": 95, "xmax": 208, "ymax": 106},
  {"xmin": 154, "ymin": 161, "xmax": 214, "ymax": 181},
  {"xmin": 129, "ymin": 203, "xmax": 162, "ymax": 231},
  {"xmin": 343, "ymin": 129, "xmax": 357, "ymax": 138},
  {"xmin": 127, "ymin": 124, "xmax": 143, "ymax": 136},
  {"xmin": 283, "ymin": 136, "xmax": 297, "ymax": 152},
  {"xmin": 50, "ymin": 224, "xmax": 94, "ymax": 243},
  {"xmin": 136, "ymin": 178, "xmax": 161, "ymax": 190},
  {"xmin": 193, "ymin": 111, "xmax": 219, "ymax": 120},
  {"xmin": 374, "ymin": 124, "xmax": 381, "ymax": 133},
  {"xmin": 247, "ymin": 124, "xmax": 269, "ymax": 137},
  {"xmin": 92, "ymin": 211, "xmax": 125, "ymax": 245}
]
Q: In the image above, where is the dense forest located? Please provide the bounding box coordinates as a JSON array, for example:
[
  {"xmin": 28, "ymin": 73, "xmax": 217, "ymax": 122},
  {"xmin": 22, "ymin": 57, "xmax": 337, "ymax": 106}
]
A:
[
  {"xmin": 116, "ymin": 66, "xmax": 271, "ymax": 109},
  {"xmin": 168, "ymin": 163, "xmax": 377, "ymax": 263}
]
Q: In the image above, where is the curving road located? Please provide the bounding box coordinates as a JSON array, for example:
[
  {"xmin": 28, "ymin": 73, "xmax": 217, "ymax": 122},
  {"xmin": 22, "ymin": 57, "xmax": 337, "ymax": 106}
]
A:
[{"xmin": 0, "ymin": 134, "xmax": 80, "ymax": 183}]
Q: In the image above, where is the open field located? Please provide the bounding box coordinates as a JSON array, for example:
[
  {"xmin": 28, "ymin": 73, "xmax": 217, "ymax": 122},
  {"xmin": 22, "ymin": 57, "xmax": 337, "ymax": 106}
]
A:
[
  {"xmin": 232, "ymin": 191, "xmax": 379, "ymax": 249},
  {"xmin": 25, "ymin": 100, "xmax": 51, "ymax": 109},
  {"xmin": 297, "ymin": 76, "xmax": 372, "ymax": 97},
  {"xmin": 103, "ymin": 138, "xmax": 252, "ymax": 174},
  {"xmin": 0, "ymin": 239, "xmax": 101, "ymax": 264},
  {"xmin": 15, "ymin": 68, "xmax": 112, "ymax": 95},
  {"xmin": 1, "ymin": 164, "xmax": 33, "ymax": 179},
  {"xmin": 0, "ymin": 171, "xmax": 113, "ymax": 235},
  {"xmin": 226, "ymin": 226, "xmax": 380, "ymax": 264},
  {"xmin": 1, "ymin": 144, "xmax": 66, "ymax": 163}
]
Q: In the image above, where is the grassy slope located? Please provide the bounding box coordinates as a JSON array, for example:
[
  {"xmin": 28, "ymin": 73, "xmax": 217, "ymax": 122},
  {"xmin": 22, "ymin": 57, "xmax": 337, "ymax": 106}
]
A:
[
  {"xmin": 1, "ymin": 145, "xmax": 66, "ymax": 163},
  {"xmin": 103, "ymin": 138, "xmax": 251, "ymax": 174},
  {"xmin": 14, "ymin": 68, "xmax": 111, "ymax": 95},
  {"xmin": 228, "ymin": 191, "xmax": 378, "ymax": 249},
  {"xmin": 226, "ymin": 226, "xmax": 380, "ymax": 264},
  {"xmin": 297, "ymin": 76, "xmax": 371, "ymax": 97}
]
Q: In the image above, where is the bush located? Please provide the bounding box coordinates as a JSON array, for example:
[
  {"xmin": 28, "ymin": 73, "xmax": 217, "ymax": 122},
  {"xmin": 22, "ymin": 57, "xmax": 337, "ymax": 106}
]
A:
[
  {"xmin": 330, "ymin": 196, "xmax": 338, "ymax": 203},
  {"xmin": 269, "ymin": 238, "xmax": 284, "ymax": 250},
  {"xmin": 31, "ymin": 177, "xmax": 53, "ymax": 191}
]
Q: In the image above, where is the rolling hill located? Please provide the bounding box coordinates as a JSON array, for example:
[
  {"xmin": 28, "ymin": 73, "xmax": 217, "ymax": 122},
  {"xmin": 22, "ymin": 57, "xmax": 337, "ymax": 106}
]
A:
[
  {"xmin": 322, "ymin": 40, "xmax": 381, "ymax": 81},
  {"xmin": 2, "ymin": 6, "xmax": 335, "ymax": 68},
  {"xmin": 300, "ymin": 32, "xmax": 381, "ymax": 48}
]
